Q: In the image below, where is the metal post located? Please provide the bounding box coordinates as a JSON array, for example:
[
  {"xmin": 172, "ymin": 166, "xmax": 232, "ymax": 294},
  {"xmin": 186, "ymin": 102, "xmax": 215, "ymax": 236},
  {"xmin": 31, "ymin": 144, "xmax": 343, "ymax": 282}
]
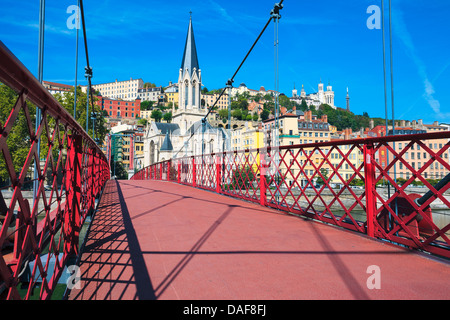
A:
[
  {"xmin": 226, "ymin": 79, "xmax": 233, "ymax": 152},
  {"xmin": 34, "ymin": 0, "xmax": 45, "ymax": 207},
  {"xmin": 260, "ymin": 151, "xmax": 266, "ymax": 207},
  {"xmin": 364, "ymin": 144, "xmax": 376, "ymax": 238},
  {"xmin": 216, "ymin": 155, "xmax": 221, "ymax": 194},
  {"xmin": 85, "ymin": 66, "xmax": 92, "ymax": 134},
  {"xmin": 167, "ymin": 160, "xmax": 170, "ymax": 181},
  {"xmin": 192, "ymin": 157, "xmax": 197, "ymax": 187}
]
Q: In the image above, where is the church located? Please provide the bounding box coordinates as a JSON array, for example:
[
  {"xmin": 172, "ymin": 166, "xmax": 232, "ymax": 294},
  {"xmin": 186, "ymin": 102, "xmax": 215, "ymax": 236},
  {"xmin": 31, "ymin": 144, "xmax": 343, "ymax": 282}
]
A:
[
  {"xmin": 291, "ymin": 81, "xmax": 337, "ymax": 110},
  {"xmin": 143, "ymin": 15, "xmax": 228, "ymax": 166}
]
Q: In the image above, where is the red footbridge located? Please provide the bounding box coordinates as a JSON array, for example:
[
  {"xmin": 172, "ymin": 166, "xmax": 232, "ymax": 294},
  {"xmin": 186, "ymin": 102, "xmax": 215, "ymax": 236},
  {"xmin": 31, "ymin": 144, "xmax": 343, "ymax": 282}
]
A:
[{"xmin": 1, "ymin": 40, "xmax": 450, "ymax": 300}]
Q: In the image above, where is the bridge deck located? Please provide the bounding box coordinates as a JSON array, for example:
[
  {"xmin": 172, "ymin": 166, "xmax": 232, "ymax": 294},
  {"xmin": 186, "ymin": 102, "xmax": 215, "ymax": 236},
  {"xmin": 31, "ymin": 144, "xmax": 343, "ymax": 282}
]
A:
[{"xmin": 68, "ymin": 180, "xmax": 450, "ymax": 300}]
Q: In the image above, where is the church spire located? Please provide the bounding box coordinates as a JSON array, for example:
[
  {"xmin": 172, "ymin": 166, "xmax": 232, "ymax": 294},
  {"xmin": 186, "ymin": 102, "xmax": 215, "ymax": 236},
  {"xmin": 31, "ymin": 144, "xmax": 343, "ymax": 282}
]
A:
[{"xmin": 181, "ymin": 13, "xmax": 200, "ymax": 78}]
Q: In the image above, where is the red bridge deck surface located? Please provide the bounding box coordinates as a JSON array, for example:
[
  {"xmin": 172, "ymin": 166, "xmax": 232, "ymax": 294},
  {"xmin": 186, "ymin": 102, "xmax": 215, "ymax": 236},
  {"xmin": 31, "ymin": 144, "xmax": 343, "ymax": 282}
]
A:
[{"xmin": 68, "ymin": 180, "xmax": 450, "ymax": 300}]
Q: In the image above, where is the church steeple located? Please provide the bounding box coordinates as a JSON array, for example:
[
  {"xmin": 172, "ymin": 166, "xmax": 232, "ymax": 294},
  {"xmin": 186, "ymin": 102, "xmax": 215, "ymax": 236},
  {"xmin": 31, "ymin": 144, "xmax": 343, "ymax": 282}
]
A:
[
  {"xmin": 180, "ymin": 14, "xmax": 200, "ymax": 78},
  {"xmin": 175, "ymin": 13, "xmax": 205, "ymax": 135}
]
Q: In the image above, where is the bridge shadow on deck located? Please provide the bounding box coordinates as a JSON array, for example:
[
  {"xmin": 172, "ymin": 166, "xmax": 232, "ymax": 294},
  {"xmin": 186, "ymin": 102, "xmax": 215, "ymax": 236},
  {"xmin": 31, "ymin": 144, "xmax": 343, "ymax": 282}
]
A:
[{"xmin": 69, "ymin": 180, "xmax": 156, "ymax": 300}]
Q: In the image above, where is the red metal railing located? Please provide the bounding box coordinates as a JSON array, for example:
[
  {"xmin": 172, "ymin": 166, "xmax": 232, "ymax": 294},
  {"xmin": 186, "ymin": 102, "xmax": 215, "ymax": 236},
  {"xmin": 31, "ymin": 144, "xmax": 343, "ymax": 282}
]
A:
[
  {"xmin": 0, "ymin": 42, "xmax": 110, "ymax": 299},
  {"xmin": 132, "ymin": 131, "xmax": 450, "ymax": 259}
]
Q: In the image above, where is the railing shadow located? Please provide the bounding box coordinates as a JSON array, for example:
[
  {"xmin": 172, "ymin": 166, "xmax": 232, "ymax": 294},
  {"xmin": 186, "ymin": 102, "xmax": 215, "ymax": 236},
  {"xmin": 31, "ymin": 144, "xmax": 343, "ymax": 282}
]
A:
[{"xmin": 68, "ymin": 180, "xmax": 156, "ymax": 300}]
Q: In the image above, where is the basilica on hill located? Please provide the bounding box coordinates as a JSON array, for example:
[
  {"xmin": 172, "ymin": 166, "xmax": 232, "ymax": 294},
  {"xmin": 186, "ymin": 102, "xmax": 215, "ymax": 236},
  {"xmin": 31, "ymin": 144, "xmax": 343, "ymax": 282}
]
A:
[{"xmin": 143, "ymin": 16, "xmax": 228, "ymax": 166}]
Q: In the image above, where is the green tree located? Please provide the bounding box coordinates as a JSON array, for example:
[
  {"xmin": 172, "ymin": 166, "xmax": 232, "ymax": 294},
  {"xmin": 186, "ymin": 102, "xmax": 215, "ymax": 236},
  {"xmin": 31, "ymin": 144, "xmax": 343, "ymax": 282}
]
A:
[
  {"xmin": 140, "ymin": 100, "xmax": 153, "ymax": 111},
  {"xmin": 231, "ymin": 109, "xmax": 242, "ymax": 120},
  {"xmin": 54, "ymin": 87, "xmax": 107, "ymax": 143},
  {"xmin": 348, "ymin": 178, "xmax": 365, "ymax": 187},
  {"xmin": 110, "ymin": 159, "xmax": 128, "ymax": 180},
  {"xmin": 263, "ymin": 93, "xmax": 273, "ymax": 101},
  {"xmin": 279, "ymin": 94, "xmax": 292, "ymax": 109},
  {"xmin": 254, "ymin": 93, "xmax": 263, "ymax": 103},
  {"xmin": 300, "ymin": 99, "xmax": 308, "ymax": 111},
  {"xmin": 229, "ymin": 166, "xmax": 256, "ymax": 190},
  {"xmin": 163, "ymin": 111, "xmax": 172, "ymax": 123},
  {"xmin": 218, "ymin": 109, "xmax": 229, "ymax": 120},
  {"xmin": 143, "ymin": 82, "xmax": 156, "ymax": 88},
  {"xmin": 151, "ymin": 109, "xmax": 163, "ymax": 122},
  {"xmin": 0, "ymin": 84, "xmax": 35, "ymax": 185},
  {"xmin": 260, "ymin": 109, "xmax": 270, "ymax": 121},
  {"xmin": 315, "ymin": 168, "xmax": 329, "ymax": 186},
  {"xmin": 138, "ymin": 118, "xmax": 148, "ymax": 126}
]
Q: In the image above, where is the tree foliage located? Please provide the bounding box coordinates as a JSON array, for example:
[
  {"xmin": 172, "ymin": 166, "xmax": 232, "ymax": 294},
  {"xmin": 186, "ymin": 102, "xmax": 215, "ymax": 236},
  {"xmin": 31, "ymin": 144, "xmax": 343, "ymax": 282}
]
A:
[
  {"xmin": 54, "ymin": 87, "xmax": 107, "ymax": 143},
  {"xmin": 0, "ymin": 84, "xmax": 106, "ymax": 185},
  {"xmin": 151, "ymin": 109, "xmax": 163, "ymax": 122},
  {"xmin": 163, "ymin": 111, "xmax": 172, "ymax": 123},
  {"xmin": 0, "ymin": 84, "xmax": 34, "ymax": 184},
  {"xmin": 314, "ymin": 104, "xmax": 385, "ymax": 131}
]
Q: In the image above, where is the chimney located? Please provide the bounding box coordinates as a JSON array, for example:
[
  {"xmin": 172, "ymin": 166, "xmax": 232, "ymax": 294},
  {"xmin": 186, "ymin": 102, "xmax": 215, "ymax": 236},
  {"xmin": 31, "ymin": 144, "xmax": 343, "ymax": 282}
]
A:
[
  {"xmin": 369, "ymin": 119, "xmax": 374, "ymax": 129},
  {"xmin": 321, "ymin": 114, "xmax": 328, "ymax": 123},
  {"xmin": 344, "ymin": 128, "xmax": 352, "ymax": 140},
  {"xmin": 305, "ymin": 110, "xmax": 312, "ymax": 122}
]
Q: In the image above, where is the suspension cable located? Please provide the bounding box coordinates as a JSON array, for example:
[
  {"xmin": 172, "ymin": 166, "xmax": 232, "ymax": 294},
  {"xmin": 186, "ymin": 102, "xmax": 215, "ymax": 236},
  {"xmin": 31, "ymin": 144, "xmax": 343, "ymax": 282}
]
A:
[
  {"xmin": 79, "ymin": 0, "xmax": 95, "ymax": 136},
  {"xmin": 73, "ymin": 0, "xmax": 80, "ymax": 119},
  {"xmin": 202, "ymin": 1, "xmax": 284, "ymax": 121}
]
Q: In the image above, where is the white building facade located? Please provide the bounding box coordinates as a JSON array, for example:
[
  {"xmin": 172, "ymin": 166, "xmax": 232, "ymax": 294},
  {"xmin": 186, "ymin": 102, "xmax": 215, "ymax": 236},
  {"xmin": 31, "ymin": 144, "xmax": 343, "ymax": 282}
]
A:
[{"xmin": 84, "ymin": 78, "xmax": 143, "ymax": 101}]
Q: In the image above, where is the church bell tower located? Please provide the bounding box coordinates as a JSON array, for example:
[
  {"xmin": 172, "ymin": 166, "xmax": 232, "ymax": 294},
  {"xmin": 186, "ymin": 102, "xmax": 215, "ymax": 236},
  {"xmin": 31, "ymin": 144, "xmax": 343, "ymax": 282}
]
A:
[{"xmin": 173, "ymin": 13, "xmax": 206, "ymax": 135}]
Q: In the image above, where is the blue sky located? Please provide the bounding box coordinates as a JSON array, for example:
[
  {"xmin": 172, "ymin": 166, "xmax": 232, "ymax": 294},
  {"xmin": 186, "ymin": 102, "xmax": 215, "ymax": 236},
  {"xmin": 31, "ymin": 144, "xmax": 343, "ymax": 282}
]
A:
[{"xmin": 1, "ymin": 0, "xmax": 449, "ymax": 124}]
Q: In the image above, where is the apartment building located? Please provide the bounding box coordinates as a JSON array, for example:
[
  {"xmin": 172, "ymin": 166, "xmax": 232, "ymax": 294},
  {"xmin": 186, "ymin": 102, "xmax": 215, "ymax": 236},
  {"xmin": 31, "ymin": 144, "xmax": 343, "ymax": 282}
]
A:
[
  {"xmin": 96, "ymin": 95, "xmax": 141, "ymax": 119},
  {"xmin": 43, "ymin": 81, "xmax": 73, "ymax": 95},
  {"xmin": 369, "ymin": 120, "xmax": 450, "ymax": 182},
  {"xmin": 110, "ymin": 124, "xmax": 145, "ymax": 173},
  {"xmin": 201, "ymin": 92, "xmax": 230, "ymax": 110},
  {"xmin": 231, "ymin": 122, "xmax": 264, "ymax": 151},
  {"xmin": 86, "ymin": 78, "xmax": 143, "ymax": 101},
  {"xmin": 137, "ymin": 86, "xmax": 163, "ymax": 102},
  {"xmin": 165, "ymin": 84, "xmax": 179, "ymax": 108},
  {"xmin": 262, "ymin": 110, "xmax": 332, "ymax": 187}
]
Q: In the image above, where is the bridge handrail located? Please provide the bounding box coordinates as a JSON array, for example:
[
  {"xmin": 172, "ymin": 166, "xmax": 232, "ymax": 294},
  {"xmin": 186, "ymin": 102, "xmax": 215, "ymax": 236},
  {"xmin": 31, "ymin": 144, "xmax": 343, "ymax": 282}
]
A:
[
  {"xmin": 0, "ymin": 41, "xmax": 100, "ymax": 151},
  {"xmin": 0, "ymin": 41, "xmax": 110, "ymax": 300}
]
